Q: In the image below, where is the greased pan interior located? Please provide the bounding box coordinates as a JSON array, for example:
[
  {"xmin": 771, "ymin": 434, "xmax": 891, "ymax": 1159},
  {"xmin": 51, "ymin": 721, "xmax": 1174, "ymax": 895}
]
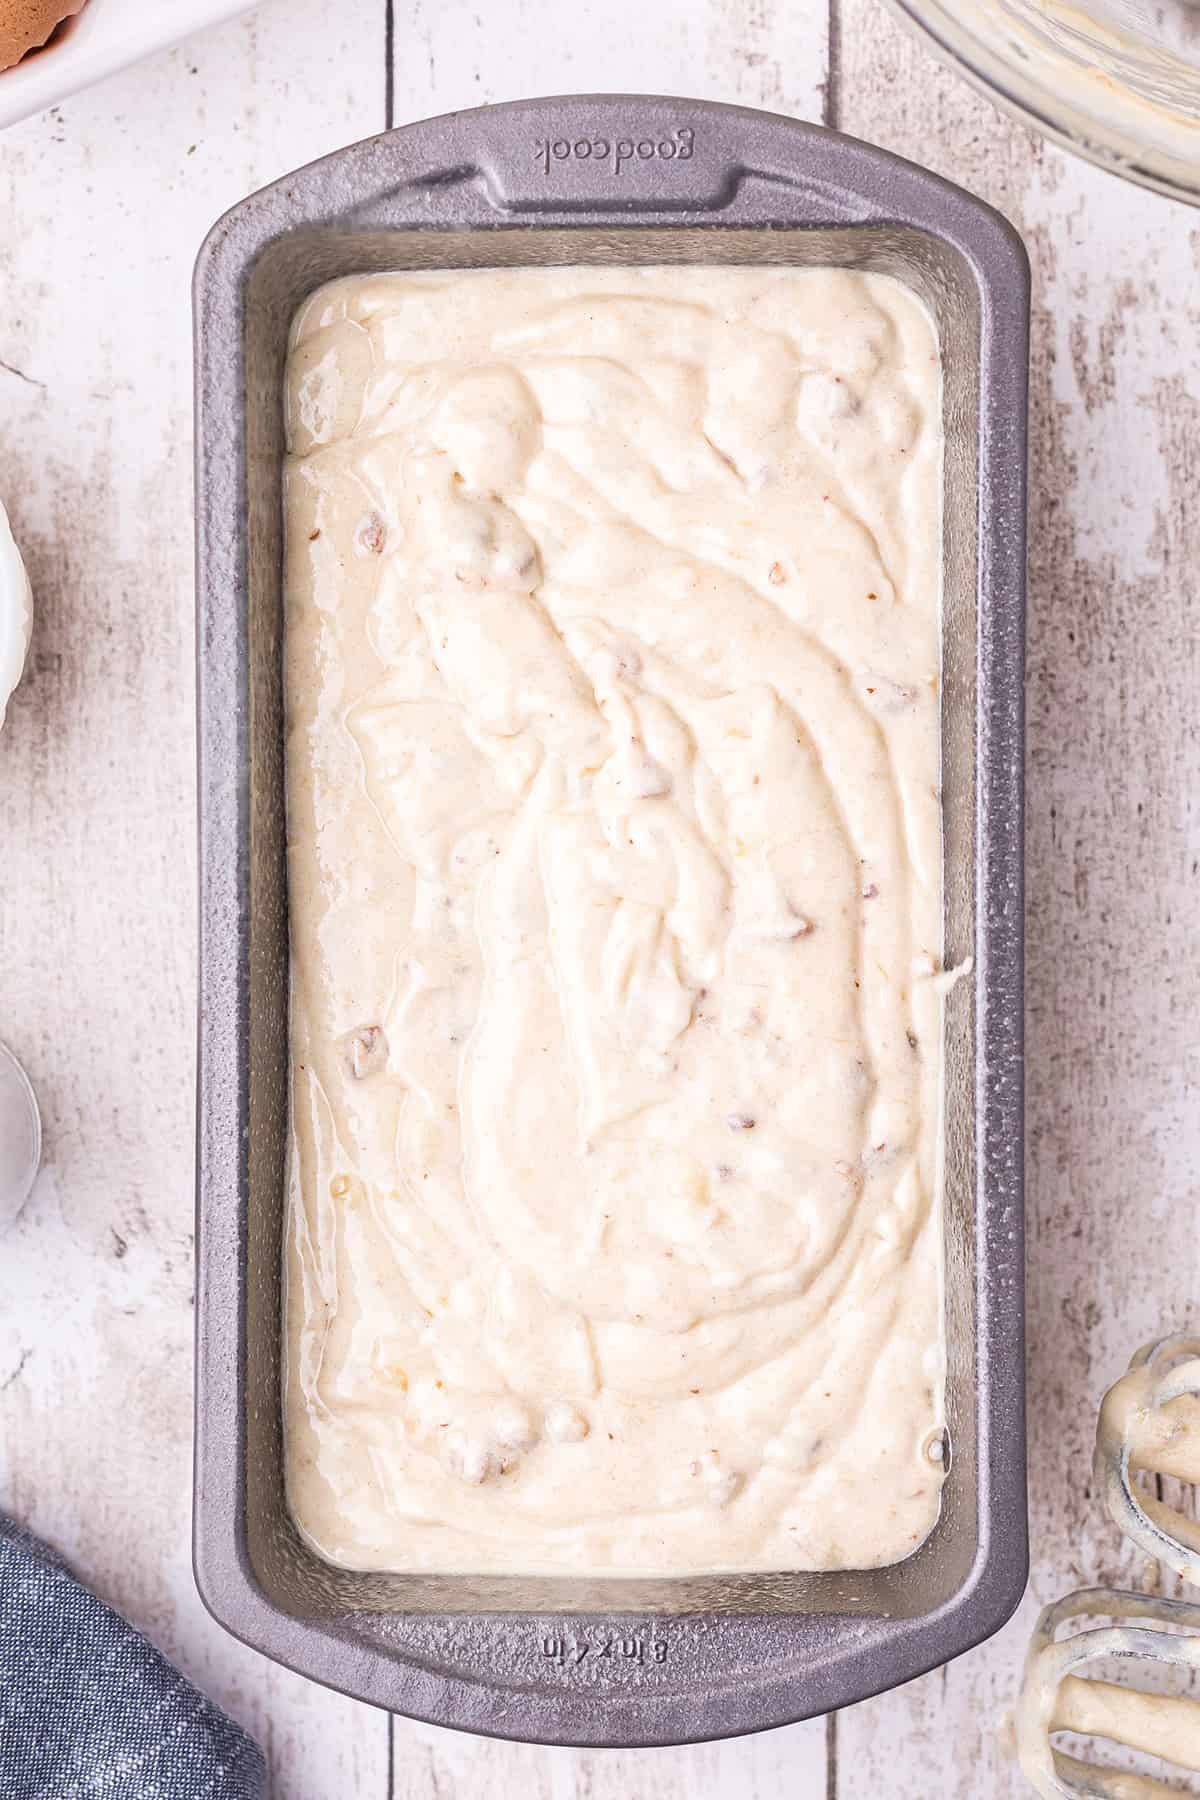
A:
[{"xmin": 193, "ymin": 94, "xmax": 1028, "ymax": 1748}]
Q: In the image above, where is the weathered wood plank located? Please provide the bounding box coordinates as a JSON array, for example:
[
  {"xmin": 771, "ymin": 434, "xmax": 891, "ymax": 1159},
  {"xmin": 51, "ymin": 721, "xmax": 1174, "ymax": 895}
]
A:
[
  {"xmin": 833, "ymin": 1, "xmax": 1200, "ymax": 1793},
  {"xmin": 390, "ymin": 1715, "xmax": 834, "ymax": 1800},
  {"xmin": 0, "ymin": 4, "xmax": 390, "ymax": 1796},
  {"xmin": 390, "ymin": 0, "xmax": 828, "ymax": 123}
]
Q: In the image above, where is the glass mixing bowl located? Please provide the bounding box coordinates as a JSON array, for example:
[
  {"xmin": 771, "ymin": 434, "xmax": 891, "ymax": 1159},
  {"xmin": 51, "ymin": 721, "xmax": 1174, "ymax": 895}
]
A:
[{"xmin": 885, "ymin": 0, "xmax": 1200, "ymax": 204}]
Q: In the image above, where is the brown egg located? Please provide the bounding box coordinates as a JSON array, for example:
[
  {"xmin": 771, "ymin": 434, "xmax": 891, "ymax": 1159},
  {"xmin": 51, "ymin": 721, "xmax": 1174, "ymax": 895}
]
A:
[{"xmin": 0, "ymin": 0, "xmax": 87, "ymax": 74}]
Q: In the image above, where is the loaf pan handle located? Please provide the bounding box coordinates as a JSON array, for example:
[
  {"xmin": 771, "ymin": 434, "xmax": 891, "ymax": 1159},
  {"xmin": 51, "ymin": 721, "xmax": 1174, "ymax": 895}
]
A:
[{"xmin": 441, "ymin": 95, "xmax": 880, "ymax": 221}]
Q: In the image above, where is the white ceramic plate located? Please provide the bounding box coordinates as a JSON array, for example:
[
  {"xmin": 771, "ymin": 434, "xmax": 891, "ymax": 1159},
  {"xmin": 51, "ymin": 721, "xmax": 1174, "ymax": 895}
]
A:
[{"xmin": 0, "ymin": 0, "xmax": 258, "ymax": 130}]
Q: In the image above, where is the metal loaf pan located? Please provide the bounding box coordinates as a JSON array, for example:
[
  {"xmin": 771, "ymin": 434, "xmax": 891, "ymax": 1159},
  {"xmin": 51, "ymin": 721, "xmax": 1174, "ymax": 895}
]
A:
[{"xmin": 194, "ymin": 94, "xmax": 1028, "ymax": 1748}]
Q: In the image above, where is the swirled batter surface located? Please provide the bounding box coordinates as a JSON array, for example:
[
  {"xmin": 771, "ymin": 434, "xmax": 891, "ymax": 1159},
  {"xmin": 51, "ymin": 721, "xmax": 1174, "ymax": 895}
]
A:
[{"xmin": 282, "ymin": 265, "xmax": 946, "ymax": 1574}]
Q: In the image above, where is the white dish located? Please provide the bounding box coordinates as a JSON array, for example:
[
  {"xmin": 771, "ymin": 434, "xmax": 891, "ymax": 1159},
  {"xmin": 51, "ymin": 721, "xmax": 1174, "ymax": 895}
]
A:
[
  {"xmin": 0, "ymin": 1041, "xmax": 40, "ymax": 1229},
  {"xmin": 0, "ymin": 0, "xmax": 258, "ymax": 130},
  {"xmin": 0, "ymin": 498, "xmax": 31, "ymax": 728}
]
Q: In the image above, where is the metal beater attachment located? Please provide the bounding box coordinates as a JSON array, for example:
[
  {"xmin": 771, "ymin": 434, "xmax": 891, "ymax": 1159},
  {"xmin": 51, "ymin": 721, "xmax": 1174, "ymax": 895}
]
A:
[
  {"xmin": 1096, "ymin": 1334, "xmax": 1200, "ymax": 1584},
  {"xmin": 1016, "ymin": 1335, "xmax": 1200, "ymax": 1797},
  {"xmin": 1017, "ymin": 1587, "xmax": 1200, "ymax": 1797}
]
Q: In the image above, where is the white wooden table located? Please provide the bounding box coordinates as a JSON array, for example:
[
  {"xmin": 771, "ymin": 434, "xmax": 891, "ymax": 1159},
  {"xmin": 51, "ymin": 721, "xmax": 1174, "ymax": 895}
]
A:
[{"xmin": 2, "ymin": 1, "xmax": 1197, "ymax": 1793}]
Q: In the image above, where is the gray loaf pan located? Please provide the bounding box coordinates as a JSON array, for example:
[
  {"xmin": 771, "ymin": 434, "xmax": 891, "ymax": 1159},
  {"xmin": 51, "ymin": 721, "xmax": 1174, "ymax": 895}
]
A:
[{"xmin": 193, "ymin": 94, "xmax": 1028, "ymax": 1748}]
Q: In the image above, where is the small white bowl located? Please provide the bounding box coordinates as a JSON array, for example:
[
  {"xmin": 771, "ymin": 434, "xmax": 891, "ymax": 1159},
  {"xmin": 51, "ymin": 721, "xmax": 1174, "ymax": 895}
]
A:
[{"xmin": 0, "ymin": 0, "xmax": 258, "ymax": 131}]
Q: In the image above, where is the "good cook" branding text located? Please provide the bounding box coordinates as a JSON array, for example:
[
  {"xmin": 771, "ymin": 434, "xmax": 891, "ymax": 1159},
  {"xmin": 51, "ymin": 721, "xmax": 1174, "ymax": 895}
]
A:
[{"xmin": 534, "ymin": 126, "xmax": 695, "ymax": 176}]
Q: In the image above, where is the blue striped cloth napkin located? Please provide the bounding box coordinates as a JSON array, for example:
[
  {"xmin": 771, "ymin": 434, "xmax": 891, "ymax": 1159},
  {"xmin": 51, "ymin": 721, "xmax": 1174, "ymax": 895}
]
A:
[{"xmin": 0, "ymin": 1515, "xmax": 265, "ymax": 1799}]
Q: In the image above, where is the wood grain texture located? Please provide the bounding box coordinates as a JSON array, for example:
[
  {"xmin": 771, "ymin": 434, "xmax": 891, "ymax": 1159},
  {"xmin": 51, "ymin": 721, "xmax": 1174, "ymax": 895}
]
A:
[
  {"xmin": 833, "ymin": 2, "xmax": 1200, "ymax": 1794},
  {"xmin": 389, "ymin": 0, "xmax": 828, "ymax": 122},
  {"xmin": 3, "ymin": 0, "xmax": 1196, "ymax": 1792},
  {"xmin": 0, "ymin": 4, "xmax": 390, "ymax": 1796}
]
